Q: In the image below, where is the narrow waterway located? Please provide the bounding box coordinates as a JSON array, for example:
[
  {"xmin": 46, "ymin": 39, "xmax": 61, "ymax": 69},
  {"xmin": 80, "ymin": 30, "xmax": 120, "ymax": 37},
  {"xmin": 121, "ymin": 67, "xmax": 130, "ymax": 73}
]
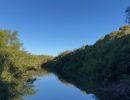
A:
[{"xmin": 24, "ymin": 74, "xmax": 97, "ymax": 100}]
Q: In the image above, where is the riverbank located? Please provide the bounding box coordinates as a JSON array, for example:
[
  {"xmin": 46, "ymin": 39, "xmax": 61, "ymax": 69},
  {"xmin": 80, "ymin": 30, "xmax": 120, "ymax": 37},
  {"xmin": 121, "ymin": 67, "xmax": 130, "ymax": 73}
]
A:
[
  {"xmin": 0, "ymin": 30, "xmax": 53, "ymax": 100},
  {"xmin": 43, "ymin": 26, "xmax": 130, "ymax": 100}
]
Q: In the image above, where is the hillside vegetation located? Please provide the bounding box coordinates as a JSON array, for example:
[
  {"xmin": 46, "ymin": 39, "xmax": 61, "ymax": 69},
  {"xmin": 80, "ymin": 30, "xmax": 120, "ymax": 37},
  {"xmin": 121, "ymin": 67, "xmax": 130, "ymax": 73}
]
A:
[{"xmin": 43, "ymin": 25, "xmax": 130, "ymax": 99}]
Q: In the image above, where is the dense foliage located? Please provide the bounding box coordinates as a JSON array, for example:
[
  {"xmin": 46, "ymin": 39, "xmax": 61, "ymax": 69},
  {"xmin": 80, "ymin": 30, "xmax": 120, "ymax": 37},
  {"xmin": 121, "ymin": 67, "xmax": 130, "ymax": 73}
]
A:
[
  {"xmin": 43, "ymin": 25, "xmax": 130, "ymax": 99},
  {"xmin": 0, "ymin": 30, "xmax": 53, "ymax": 100}
]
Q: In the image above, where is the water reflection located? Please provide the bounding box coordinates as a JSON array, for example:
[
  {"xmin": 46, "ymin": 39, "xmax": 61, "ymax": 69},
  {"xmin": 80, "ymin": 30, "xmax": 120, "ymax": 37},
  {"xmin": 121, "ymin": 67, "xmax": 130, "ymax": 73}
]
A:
[
  {"xmin": 0, "ymin": 70, "xmax": 125, "ymax": 100},
  {"xmin": 24, "ymin": 74, "xmax": 96, "ymax": 100},
  {"xmin": 0, "ymin": 69, "xmax": 49, "ymax": 100}
]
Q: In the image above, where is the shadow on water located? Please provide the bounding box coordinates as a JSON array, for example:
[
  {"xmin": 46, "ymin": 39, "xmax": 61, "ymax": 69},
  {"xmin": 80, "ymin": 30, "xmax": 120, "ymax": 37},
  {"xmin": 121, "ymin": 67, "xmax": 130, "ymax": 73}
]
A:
[
  {"xmin": 0, "ymin": 68, "xmax": 129, "ymax": 100},
  {"xmin": 43, "ymin": 66, "xmax": 130, "ymax": 100},
  {"xmin": 54, "ymin": 72, "xmax": 130, "ymax": 100}
]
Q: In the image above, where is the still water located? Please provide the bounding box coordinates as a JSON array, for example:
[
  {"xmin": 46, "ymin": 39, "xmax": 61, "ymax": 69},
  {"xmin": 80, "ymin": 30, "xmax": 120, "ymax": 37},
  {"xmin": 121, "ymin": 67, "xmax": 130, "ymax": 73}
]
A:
[{"xmin": 24, "ymin": 74, "xmax": 96, "ymax": 100}]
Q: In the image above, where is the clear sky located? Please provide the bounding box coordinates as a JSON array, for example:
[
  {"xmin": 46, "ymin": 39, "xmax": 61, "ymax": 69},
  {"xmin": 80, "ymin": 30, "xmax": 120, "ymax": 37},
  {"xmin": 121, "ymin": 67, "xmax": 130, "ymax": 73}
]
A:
[{"xmin": 0, "ymin": 0, "xmax": 130, "ymax": 56}]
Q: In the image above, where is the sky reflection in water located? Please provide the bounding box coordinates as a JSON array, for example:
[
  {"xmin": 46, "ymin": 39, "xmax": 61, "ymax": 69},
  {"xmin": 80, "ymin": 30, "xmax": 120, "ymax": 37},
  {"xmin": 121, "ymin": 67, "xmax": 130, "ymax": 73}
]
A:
[{"xmin": 24, "ymin": 74, "xmax": 96, "ymax": 100}]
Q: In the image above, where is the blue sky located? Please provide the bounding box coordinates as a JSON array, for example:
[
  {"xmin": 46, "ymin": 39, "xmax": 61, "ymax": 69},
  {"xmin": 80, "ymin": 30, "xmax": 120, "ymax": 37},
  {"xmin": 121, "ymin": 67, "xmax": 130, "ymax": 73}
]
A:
[{"xmin": 0, "ymin": 0, "xmax": 130, "ymax": 56}]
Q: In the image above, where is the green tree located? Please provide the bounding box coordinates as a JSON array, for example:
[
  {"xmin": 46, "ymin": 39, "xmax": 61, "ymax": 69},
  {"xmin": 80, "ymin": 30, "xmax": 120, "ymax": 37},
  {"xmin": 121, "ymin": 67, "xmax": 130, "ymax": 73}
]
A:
[
  {"xmin": 0, "ymin": 30, "xmax": 21, "ymax": 49},
  {"xmin": 7, "ymin": 30, "xmax": 21, "ymax": 50},
  {"xmin": 0, "ymin": 30, "xmax": 8, "ymax": 48}
]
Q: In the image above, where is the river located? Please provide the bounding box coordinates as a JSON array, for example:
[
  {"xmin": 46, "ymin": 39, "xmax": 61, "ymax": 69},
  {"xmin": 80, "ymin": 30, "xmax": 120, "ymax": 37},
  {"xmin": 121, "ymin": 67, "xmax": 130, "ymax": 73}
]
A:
[{"xmin": 24, "ymin": 73, "xmax": 97, "ymax": 100}]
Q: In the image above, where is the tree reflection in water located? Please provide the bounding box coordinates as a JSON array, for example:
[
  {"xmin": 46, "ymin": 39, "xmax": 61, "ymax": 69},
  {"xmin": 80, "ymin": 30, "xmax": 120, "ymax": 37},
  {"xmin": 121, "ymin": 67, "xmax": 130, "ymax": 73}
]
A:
[{"xmin": 0, "ymin": 69, "xmax": 49, "ymax": 100}]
